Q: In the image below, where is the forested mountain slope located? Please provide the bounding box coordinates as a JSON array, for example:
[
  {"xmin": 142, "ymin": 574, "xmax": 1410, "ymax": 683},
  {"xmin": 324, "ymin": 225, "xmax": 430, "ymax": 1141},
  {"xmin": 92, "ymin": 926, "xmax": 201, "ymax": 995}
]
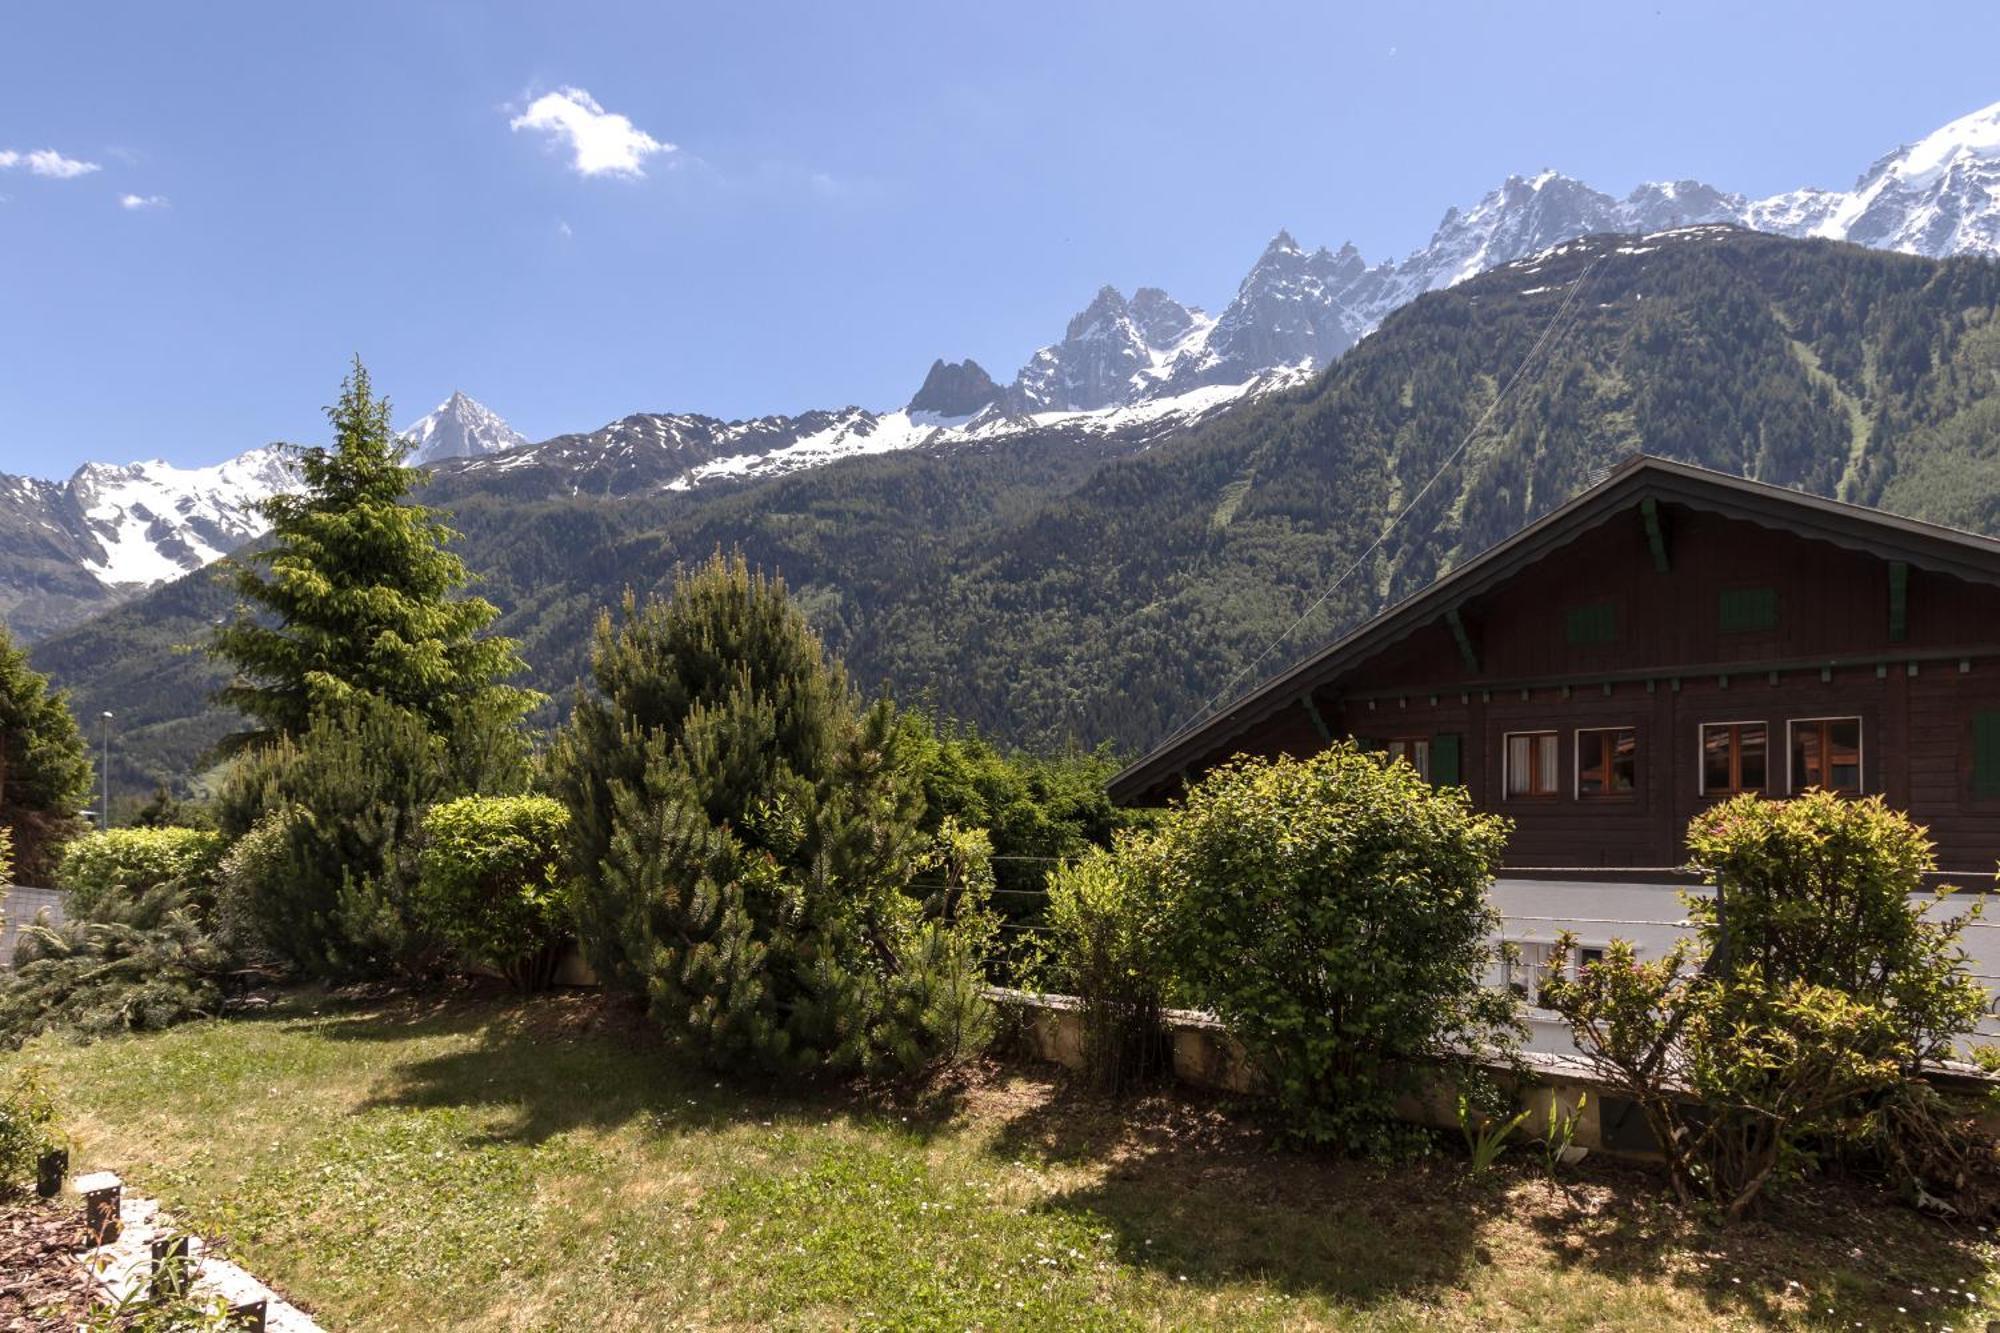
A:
[{"xmin": 38, "ymin": 226, "xmax": 2000, "ymax": 788}]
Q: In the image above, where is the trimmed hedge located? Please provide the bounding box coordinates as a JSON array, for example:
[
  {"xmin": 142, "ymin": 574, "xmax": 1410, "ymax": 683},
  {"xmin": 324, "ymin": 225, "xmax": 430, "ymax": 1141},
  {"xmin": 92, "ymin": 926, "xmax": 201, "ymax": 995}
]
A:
[
  {"xmin": 416, "ymin": 795, "xmax": 571, "ymax": 990},
  {"xmin": 55, "ymin": 827, "xmax": 226, "ymax": 924}
]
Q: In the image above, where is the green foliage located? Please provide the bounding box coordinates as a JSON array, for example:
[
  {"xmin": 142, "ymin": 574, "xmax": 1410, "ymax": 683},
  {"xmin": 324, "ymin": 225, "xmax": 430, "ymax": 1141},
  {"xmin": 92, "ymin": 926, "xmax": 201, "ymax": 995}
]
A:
[
  {"xmin": 876, "ymin": 819, "xmax": 1002, "ymax": 1073},
  {"xmin": 127, "ymin": 782, "xmax": 214, "ymax": 830},
  {"xmin": 1542, "ymin": 793, "xmax": 1991, "ymax": 1217},
  {"xmin": 0, "ymin": 1067, "xmax": 61, "ymax": 1196},
  {"xmin": 1, "ymin": 824, "xmax": 231, "ymax": 1047},
  {"xmin": 209, "ymin": 358, "xmax": 538, "ymax": 751},
  {"xmin": 0, "ymin": 623, "xmax": 91, "ymax": 881},
  {"xmin": 416, "ymin": 795, "xmax": 572, "ymax": 990},
  {"xmin": 909, "ymin": 717, "xmax": 1129, "ymax": 902},
  {"xmin": 1148, "ymin": 744, "xmax": 1518, "ymax": 1153},
  {"xmin": 1686, "ymin": 789, "xmax": 1989, "ymax": 1061},
  {"xmin": 1457, "ymin": 1092, "xmax": 1529, "ymax": 1177},
  {"xmin": 555, "ymin": 552, "xmax": 997, "ymax": 1076},
  {"xmin": 55, "ymin": 826, "xmax": 226, "ymax": 924},
  {"xmin": 0, "ymin": 906, "xmax": 226, "ymax": 1047},
  {"xmin": 214, "ymin": 696, "xmax": 522, "ymax": 980},
  {"xmin": 1039, "ymin": 847, "xmax": 1170, "ymax": 1091}
]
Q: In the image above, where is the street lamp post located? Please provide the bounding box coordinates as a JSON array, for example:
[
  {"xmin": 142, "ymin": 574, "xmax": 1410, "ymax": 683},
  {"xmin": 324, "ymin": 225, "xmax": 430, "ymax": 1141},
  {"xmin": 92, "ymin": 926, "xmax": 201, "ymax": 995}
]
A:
[{"xmin": 100, "ymin": 711, "xmax": 113, "ymax": 831}]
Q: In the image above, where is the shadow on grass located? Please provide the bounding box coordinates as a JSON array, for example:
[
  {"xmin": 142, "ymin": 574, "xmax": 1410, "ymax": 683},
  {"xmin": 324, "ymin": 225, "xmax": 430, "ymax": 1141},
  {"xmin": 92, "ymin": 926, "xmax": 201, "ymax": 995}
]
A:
[
  {"xmin": 985, "ymin": 1071, "xmax": 1999, "ymax": 1323},
  {"xmin": 987, "ymin": 1075, "xmax": 1507, "ymax": 1310},
  {"xmin": 312, "ymin": 985, "xmax": 972, "ymax": 1148},
  {"xmin": 1519, "ymin": 1162, "xmax": 1997, "ymax": 1326}
]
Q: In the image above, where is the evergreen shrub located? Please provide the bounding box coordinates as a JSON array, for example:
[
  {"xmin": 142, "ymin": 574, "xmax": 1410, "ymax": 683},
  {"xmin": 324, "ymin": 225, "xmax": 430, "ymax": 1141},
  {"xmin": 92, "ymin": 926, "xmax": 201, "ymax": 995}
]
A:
[{"xmin": 554, "ymin": 552, "xmax": 998, "ymax": 1077}]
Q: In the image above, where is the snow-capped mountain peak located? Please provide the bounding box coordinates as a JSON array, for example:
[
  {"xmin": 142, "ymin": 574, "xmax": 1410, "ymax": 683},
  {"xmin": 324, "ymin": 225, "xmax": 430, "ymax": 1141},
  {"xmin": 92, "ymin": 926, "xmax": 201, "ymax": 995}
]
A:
[
  {"xmin": 67, "ymin": 444, "xmax": 295, "ymax": 587},
  {"xmin": 1805, "ymin": 100, "xmax": 2000, "ymax": 257},
  {"xmin": 400, "ymin": 391, "xmax": 527, "ymax": 464}
]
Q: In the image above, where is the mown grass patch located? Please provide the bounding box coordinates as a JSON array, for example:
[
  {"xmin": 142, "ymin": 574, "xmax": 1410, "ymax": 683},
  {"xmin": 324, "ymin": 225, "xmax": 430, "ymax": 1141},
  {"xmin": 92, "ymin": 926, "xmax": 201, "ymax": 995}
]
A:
[{"xmin": 11, "ymin": 986, "xmax": 1999, "ymax": 1331}]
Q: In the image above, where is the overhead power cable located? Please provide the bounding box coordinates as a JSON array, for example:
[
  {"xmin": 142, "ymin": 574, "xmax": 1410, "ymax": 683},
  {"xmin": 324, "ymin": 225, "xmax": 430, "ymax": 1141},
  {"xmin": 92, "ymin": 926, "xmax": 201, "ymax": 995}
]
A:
[{"xmin": 1157, "ymin": 252, "xmax": 1604, "ymax": 746}]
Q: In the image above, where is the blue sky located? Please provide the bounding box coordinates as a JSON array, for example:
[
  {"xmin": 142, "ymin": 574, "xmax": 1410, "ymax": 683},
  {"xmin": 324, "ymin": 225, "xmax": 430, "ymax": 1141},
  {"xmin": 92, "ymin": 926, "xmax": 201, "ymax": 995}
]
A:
[{"xmin": 4, "ymin": 0, "xmax": 1998, "ymax": 475}]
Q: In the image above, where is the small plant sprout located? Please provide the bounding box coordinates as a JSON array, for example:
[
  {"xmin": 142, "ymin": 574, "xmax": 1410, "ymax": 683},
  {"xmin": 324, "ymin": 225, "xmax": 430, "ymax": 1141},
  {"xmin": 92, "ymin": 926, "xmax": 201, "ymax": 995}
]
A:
[
  {"xmin": 1542, "ymin": 1090, "xmax": 1588, "ymax": 1187},
  {"xmin": 1459, "ymin": 1092, "xmax": 1530, "ymax": 1176}
]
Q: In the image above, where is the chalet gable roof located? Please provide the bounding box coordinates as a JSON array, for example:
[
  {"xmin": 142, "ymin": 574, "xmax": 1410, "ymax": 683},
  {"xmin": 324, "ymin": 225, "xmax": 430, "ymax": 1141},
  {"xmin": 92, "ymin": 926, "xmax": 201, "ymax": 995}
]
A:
[{"xmin": 1106, "ymin": 454, "xmax": 2000, "ymax": 804}]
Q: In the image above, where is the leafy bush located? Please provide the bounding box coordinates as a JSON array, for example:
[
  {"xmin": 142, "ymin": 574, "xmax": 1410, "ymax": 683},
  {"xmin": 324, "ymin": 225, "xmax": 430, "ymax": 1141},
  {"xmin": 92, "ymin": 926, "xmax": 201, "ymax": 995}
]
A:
[
  {"xmin": 554, "ymin": 553, "xmax": 998, "ymax": 1076},
  {"xmin": 215, "ymin": 697, "xmax": 523, "ymax": 980},
  {"xmin": 0, "ymin": 1067, "xmax": 61, "ymax": 1196},
  {"xmin": 1150, "ymin": 745, "xmax": 1518, "ymax": 1153},
  {"xmin": 1040, "ymin": 846, "xmax": 1170, "ymax": 1091},
  {"xmin": 56, "ymin": 827, "xmax": 226, "ymax": 924},
  {"xmin": 1684, "ymin": 790, "xmax": 1987, "ymax": 1061},
  {"xmin": 416, "ymin": 795, "xmax": 572, "ymax": 990},
  {"xmin": 1542, "ymin": 791, "xmax": 1990, "ymax": 1217}
]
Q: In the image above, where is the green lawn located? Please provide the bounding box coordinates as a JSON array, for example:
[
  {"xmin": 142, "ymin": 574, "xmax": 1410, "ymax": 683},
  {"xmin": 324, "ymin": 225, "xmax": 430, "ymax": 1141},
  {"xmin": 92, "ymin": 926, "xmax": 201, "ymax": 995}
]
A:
[{"xmin": 12, "ymin": 988, "xmax": 1998, "ymax": 1331}]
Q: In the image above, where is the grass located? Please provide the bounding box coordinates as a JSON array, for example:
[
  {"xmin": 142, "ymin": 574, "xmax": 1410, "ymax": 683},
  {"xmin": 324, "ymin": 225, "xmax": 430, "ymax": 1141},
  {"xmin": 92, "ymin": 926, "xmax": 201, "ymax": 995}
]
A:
[{"xmin": 11, "ymin": 986, "xmax": 2000, "ymax": 1331}]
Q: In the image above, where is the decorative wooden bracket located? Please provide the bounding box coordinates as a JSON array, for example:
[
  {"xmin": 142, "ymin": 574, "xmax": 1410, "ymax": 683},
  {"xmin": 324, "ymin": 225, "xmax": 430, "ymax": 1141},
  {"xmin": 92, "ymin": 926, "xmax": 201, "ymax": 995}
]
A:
[
  {"xmin": 1298, "ymin": 693, "xmax": 1332, "ymax": 742},
  {"xmin": 1444, "ymin": 608, "xmax": 1480, "ymax": 674},
  {"xmin": 1641, "ymin": 497, "xmax": 1670, "ymax": 574},
  {"xmin": 1888, "ymin": 560, "xmax": 1909, "ymax": 643}
]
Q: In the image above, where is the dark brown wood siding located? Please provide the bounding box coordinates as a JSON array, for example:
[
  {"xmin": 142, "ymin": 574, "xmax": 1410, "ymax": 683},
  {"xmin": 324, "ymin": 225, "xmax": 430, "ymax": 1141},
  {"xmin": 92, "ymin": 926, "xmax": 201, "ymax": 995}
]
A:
[{"xmin": 1195, "ymin": 502, "xmax": 2000, "ymax": 874}]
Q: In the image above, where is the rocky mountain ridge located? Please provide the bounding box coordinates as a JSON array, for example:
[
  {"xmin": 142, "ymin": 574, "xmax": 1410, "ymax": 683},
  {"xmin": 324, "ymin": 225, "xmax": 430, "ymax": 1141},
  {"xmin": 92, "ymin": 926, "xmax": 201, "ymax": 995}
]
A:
[{"xmin": 10, "ymin": 98, "xmax": 2000, "ymax": 640}]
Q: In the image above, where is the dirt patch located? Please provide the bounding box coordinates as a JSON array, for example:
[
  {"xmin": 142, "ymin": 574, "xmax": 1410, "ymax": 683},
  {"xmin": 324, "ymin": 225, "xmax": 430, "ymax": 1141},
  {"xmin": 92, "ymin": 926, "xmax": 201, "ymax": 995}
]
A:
[{"xmin": 0, "ymin": 1196, "xmax": 91, "ymax": 1332}]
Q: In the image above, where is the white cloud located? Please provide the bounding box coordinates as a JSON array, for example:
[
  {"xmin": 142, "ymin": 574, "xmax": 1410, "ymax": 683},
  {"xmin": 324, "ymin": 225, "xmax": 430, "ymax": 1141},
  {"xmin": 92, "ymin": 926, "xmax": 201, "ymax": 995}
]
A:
[
  {"xmin": 119, "ymin": 193, "xmax": 169, "ymax": 210},
  {"xmin": 509, "ymin": 87, "xmax": 672, "ymax": 178},
  {"xmin": 557, "ymin": 219, "xmax": 573, "ymax": 239},
  {"xmin": 0, "ymin": 148, "xmax": 102, "ymax": 179}
]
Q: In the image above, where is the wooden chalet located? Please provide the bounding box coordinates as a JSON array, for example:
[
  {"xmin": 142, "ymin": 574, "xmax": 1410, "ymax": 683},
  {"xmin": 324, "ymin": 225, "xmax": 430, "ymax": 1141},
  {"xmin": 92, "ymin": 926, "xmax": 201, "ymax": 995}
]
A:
[{"xmin": 1108, "ymin": 455, "xmax": 2000, "ymax": 880}]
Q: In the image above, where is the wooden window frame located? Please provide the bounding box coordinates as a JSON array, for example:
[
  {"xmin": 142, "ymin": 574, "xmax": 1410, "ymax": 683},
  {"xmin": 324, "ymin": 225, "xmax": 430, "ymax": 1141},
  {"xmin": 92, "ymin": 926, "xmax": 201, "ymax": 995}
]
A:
[
  {"xmin": 1503, "ymin": 730, "xmax": 1561, "ymax": 800},
  {"xmin": 1787, "ymin": 716, "xmax": 1863, "ymax": 795},
  {"xmin": 1574, "ymin": 726, "xmax": 1639, "ymax": 801},
  {"xmin": 1699, "ymin": 720, "xmax": 1770, "ymax": 796},
  {"xmin": 1381, "ymin": 736, "xmax": 1431, "ymax": 782}
]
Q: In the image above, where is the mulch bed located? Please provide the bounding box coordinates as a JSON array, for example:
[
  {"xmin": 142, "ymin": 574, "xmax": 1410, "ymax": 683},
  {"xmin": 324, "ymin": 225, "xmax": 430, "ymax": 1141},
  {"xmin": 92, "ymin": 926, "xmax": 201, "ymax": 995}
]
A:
[{"xmin": 0, "ymin": 1195, "xmax": 92, "ymax": 1332}]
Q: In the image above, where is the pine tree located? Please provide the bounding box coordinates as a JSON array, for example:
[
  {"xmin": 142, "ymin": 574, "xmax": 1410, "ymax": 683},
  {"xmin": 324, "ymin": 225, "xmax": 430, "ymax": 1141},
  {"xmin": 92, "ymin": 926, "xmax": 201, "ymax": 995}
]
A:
[
  {"xmin": 553, "ymin": 551, "xmax": 988, "ymax": 1075},
  {"xmin": 0, "ymin": 625, "xmax": 92, "ymax": 881},
  {"xmin": 210, "ymin": 358, "xmax": 536, "ymax": 750}
]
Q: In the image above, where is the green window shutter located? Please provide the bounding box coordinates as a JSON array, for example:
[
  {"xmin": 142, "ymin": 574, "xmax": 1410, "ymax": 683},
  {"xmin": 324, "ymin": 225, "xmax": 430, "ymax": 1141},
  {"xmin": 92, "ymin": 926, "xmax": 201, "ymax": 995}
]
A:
[
  {"xmin": 1719, "ymin": 586, "xmax": 1778, "ymax": 633},
  {"xmin": 1974, "ymin": 711, "xmax": 2000, "ymax": 798},
  {"xmin": 1432, "ymin": 732, "xmax": 1461, "ymax": 786},
  {"xmin": 1565, "ymin": 602, "xmax": 1617, "ymax": 645}
]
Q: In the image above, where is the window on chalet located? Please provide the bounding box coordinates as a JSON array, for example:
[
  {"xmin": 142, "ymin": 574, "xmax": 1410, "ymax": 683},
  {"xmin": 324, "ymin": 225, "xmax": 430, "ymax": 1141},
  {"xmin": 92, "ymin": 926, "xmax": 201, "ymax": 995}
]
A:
[
  {"xmin": 1701, "ymin": 722, "xmax": 1768, "ymax": 795},
  {"xmin": 1576, "ymin": 727, "xmax": 1637, "ymax": 798},
  {"xmin": 1382, "ymin": 737, "xmax": 1430, "ymax": 781},
  {"xmin": 1790, "ymin": 717, "xmax": 1862, "ymax": 794},
  {"xmin": 1504, "ymin": 731, "xmax": 1560, "ymax": 798}
]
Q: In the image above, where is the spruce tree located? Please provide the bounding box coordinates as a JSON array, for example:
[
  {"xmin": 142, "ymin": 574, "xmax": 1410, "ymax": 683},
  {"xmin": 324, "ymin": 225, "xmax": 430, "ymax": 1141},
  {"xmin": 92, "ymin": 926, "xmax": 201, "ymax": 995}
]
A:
[
  {"xmin": 210, "ymin": 358, "xmax": 535, "ymax": 750},
  {"xmin": 0, "ymin": 625, "xmax": 92, "ymax": 880}
]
